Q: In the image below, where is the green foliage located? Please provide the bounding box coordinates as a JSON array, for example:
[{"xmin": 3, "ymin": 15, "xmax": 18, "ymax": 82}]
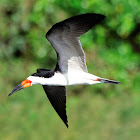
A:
[{"xmin": 0, "ymin": 0, "xmax": 140, "ymax": 139}]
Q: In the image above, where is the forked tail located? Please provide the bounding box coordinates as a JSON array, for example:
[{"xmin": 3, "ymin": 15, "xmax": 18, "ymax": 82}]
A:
[{"xmin": 100, "ymin": 78, "xmax": 121, "ymax": 84}]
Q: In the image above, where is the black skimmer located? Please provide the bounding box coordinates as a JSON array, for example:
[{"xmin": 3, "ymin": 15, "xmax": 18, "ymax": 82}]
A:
[{"xmin": 9, "ymin": 13, "xmax": 121, "ymax": 128}]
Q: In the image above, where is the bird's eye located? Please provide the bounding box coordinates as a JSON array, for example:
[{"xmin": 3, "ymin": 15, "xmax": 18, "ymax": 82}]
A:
[{"xmin": 31, "ymin": 73, "xmax": 37, "ymax": 76}]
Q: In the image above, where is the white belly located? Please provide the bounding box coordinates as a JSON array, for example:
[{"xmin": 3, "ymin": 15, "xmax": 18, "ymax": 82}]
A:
[
  {"xmin": 27, "ymin": 71, "xmax": 100, "ymax": 86},
  {"xmin": 65, "ymin": 71, "xmax": 100, "ymax": 86}
]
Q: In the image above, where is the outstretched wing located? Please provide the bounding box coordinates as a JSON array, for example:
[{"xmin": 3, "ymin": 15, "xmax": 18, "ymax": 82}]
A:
[
  {"xmin": 46, "ymin": 13, "xmax": 105, "ymax": 73},
  {"xmin": 42, "ymin": 85, "xmax": 68, "ymax": 127}
]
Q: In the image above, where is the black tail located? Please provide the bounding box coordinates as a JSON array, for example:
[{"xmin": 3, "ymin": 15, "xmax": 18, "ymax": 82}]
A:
[{"xmin": 100, "ymin": 78, "xmax": 121, "ymax": 84}]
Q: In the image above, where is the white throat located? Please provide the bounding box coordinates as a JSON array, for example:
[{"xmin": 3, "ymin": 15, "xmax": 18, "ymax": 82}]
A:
[{"xmin": 27, "ymin": 72, "xmax": 67, "ymax": 86}]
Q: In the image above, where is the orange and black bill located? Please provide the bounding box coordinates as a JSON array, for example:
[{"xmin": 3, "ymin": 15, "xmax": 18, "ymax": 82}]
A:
[{"xmin": 8, "ymin": 79, "xmax": 32, "ymax": 96}]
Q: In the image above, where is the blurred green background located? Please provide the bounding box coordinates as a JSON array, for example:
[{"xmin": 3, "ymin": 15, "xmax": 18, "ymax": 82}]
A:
[{"xmin": 0, "ymin": 0, "xmax": 140, "ymax": 139}]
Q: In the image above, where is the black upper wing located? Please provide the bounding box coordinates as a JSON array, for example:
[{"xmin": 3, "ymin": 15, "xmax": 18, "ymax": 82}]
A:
[
  {"xmin": 47, "ymin": 13, "xmax": 106, "ymax": 38},
  {"xmin": 46, "ymin": 13, "xmax": 106, "ymax": 73},
  {"xmin": 42, "ymin": 85, "xmax": 68, "ymax": 127}
]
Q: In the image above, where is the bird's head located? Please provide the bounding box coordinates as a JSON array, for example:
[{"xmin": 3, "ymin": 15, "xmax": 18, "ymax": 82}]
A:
[
  {"xmin": 8, "ymin": 79, "xmax": 32, "ymax": 96},
  {"xmin": 8, "ymin": 69, "xmax": 51, "ymax": 96}
]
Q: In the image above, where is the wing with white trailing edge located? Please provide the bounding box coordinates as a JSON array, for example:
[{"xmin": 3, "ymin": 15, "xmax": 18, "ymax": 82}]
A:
[{"xmin": 46, "ymin": 13, "xmax": 106, "ymax": 73}]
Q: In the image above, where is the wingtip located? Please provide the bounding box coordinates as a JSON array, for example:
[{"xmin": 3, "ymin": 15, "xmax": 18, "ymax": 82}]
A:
[
  {"xmin": 102, "ymin": 15, "xmax": 106, "ymax": 20},
  {"xmin": 96, "ymin": 13, "xmax": 106, "ymax": 22},
  {"xmin": 97, "ymin": 13, "xmax": 106, "ymax": 18},
  {"xmin": 83, "ymin": 13, "xmax": 106, "ymax": 21},
  {"xmin": 66, "ymin": 123, "xmax": 69, "ymax": 128},
  {"xmin": 87, "ymin": 13, "xmax": 106, "ymax": 26},
  {"xmin": 63, "ymin": 118, "xmax": 69, "ymax": 128}
]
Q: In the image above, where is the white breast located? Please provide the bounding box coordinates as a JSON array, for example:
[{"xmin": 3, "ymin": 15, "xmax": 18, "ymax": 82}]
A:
[{"xmin": 27, "ymin": 73, "xmax": 67, "ymax": 86}]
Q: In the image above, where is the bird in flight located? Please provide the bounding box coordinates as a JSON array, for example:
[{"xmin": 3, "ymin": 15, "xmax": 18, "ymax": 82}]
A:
[{"xmin": 9, "ymin": 13, "xmax": 121, "ymax": 128}]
